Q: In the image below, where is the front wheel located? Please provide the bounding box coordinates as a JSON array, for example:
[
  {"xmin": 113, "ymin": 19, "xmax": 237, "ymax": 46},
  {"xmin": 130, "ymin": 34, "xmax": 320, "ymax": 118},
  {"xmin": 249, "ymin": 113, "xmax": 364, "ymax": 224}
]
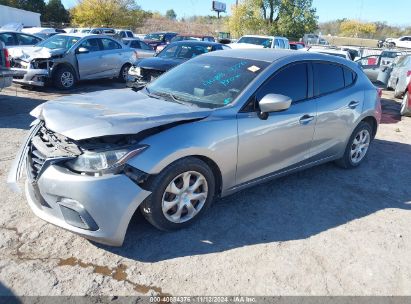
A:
[
  {"xmin": 401, "ymin": 93, "xmax": 411, "ymax": 116},
  {"xmin": 140, "ymin": 157, "xmax": 216, "ymax": 231},
  {"xmin": 335, "ymin": 122, "xmax": 372, "ymax": 169},
  {"xmin": 53, "ymin": 67, "xmax": 76, "ymax": 90}
]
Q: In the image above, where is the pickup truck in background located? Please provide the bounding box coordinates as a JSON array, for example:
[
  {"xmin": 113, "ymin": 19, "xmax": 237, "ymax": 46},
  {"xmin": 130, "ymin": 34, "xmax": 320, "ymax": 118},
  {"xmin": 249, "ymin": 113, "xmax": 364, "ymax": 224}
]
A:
[{"xmin": 0, "ymin": 41, "xmax": 13, "ymax": 90}]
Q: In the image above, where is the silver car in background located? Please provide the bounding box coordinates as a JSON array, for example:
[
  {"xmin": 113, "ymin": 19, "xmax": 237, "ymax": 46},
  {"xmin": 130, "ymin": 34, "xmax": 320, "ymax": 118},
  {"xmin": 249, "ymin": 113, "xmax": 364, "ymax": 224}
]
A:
[
  {"xmin": 121, "ymin": 38, "xmax": 155, "ymax": 58},
  {"xmin": 387, "ymin": 54, "xmax": 411, "ymax": 98},
  {"xmin": 8, "ymin": 50, "xmax": 381, "ymax": 246},
  {"xmin": 8, "ymin": 33, "xmax": 137, "ymax": 89}
]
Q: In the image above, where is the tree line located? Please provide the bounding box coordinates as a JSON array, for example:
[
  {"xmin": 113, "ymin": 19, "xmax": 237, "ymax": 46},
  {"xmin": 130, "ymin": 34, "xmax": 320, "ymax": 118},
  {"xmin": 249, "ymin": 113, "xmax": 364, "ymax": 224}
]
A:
[
  {"xmin": 1, "ymin": 0, "xmax": 409, "ymax": 40},
  {"xmin": 0, "ymin": 0, "xmax": 70, "ymax": 23},
  {"xmin": 319, "ymin": 19, "xmax": 411, "ymax": 40}
]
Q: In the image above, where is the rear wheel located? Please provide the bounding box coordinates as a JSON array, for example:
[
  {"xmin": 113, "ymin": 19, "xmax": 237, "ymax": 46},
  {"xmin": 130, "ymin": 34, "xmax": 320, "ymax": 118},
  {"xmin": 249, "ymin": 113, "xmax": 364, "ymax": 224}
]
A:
[
  {"xmin": 401, "ymin": 93, "xmax": 411, "ymax": 116},
  {"xmin": 118, "ymin": 64, "xmax": 131, "ymax": 82},
  {"xmin": 335, "ymin": 122, "xmax": 372, "ymax": 169},
  {"xmin": 140, "ymin": 157, "xmax": 216, "ymax": 231},
  {"xmin": 394, "ymin": 85, "xmax": 404, "ymax": 99},
  {"xmin": 53, "ymin": 66, "xmax": 76, "ymax": 90}
]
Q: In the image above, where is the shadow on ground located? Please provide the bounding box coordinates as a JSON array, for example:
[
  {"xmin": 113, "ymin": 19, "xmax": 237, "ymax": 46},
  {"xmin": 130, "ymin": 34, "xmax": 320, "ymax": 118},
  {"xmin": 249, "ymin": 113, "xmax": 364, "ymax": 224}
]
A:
[
  {"xmin": 0, "ymin": 281, "xmax": 20, "ymax": 303},
  {"xmin": 380, "ymin": 96, "xmax": 402, "ymax": 124},
  {"xmin": 0, "ymin": 80, "xmax": 126, "ymax": 130},
  {"xmin": 99, "ymin": 138, "xmax": 411, "ymax": 262}
]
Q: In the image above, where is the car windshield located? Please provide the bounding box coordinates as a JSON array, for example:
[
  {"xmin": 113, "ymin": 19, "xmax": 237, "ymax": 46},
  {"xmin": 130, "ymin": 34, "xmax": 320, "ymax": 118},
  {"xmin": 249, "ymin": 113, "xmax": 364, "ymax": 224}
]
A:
[
  {"xmin": 145, "ymin": 33, "xmax": 164, "ymax": 41},
  {"xmin": 36, "ymin": 35, "xmax": 80, "ymax": 50},
  {"xmin": 238, "ymin": 36, "xmax": 273, "ymax": 48},
  {"xmin": 158, "ymin": 43, "xmax": 214, "ymax": 59},
  {"xmin": 381, "ymin": 52, "xmax": 399, "ymax": 58},
  {"xmin": 146, "ymin": 56, "xmax": 269, "ymax": 108}
]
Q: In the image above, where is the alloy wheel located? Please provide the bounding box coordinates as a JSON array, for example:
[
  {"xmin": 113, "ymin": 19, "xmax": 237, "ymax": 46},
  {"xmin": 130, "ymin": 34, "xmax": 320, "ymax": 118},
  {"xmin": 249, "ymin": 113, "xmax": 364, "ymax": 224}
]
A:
[
  {"xmin": 162, "ymin": 171, "xmax": 208, "ymax": 223},
  {"xmin": 350, "ymin": 129, "xmax": 370, "ymax": 164},
  {"xmin": 61, "ymin": 71, "xmax": 74, "ymax": 88}
]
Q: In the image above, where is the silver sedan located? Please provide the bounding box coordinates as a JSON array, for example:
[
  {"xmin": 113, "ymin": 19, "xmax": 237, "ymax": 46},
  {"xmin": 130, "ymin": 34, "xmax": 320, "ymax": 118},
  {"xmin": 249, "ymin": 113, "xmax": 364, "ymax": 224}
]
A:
[
  {"xmin": 8, "ymin": 33, "xmax": 137, "ymax": 89},
  {"xmin": 9, "ymin": 50, "xmax": 381, "ymax": 246},
  {"xmin": 122, "ymin": 38, "xmax": 155, "ymax": 58}
]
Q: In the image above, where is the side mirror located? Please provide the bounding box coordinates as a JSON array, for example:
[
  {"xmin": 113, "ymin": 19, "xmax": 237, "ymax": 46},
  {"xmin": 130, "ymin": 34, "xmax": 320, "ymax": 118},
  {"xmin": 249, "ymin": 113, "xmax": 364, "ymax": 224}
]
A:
[
  {"xmin": 258, "ymin": 94, "xmax": 292, "ymax": 120},
  {"xmin": 77, "ymin": 47, "xmax": 89, "ymax": 54}
]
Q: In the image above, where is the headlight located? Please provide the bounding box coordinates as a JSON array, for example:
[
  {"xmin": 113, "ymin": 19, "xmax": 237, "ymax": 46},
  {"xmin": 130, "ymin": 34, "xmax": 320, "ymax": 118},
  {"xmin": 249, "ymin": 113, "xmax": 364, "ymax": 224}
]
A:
[
  {"xmin": 65, "ymin": 145, "xmax": 148, "ymax": 174},
  {"xmin": 128, "ymin": 66, "xmax": 141, "ymax": 76}
]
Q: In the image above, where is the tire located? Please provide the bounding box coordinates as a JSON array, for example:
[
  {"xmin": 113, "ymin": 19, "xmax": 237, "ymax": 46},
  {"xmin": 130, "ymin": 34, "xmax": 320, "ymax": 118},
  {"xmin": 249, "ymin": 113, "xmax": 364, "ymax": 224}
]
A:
[
  {"xmin": 400, "ymin": 93, "xmax": 411, "ymax": 116},
  {"xmin": 389, "ymin": 42, "xmax": 396, "ymax": 48},
  {"xmin": 118, "ymin": 64, "xmax": 131, "ymax": 83},
  {"xmin": 140, "ymin": 157, "xmax": 216, "ymax": 231},
  {"xmin": 335, "ymin": 121, "xmax": 373, "ymax": 169},
  {"xmin": 53, "ymin": 66, "xmax": 76, "ymax": 90},
  {"xmin": 394, "ymin": 85, "xmax": 404, "ymax": 99}
]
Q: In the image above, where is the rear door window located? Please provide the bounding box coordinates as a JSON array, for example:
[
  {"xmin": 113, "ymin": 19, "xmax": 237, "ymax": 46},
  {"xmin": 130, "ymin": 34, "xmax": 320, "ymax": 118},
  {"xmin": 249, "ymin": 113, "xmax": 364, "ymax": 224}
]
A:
[
  {"xmin": 16, "ymin": 33, "xmax": 41, "ymax": 45},
  {"xmin": 100, "ymin": 38, "xmax": 122, "ymax": 50},
  {"xmin": 257, "ymin": 63, "xmax": 309, "ymax": 103},
  {"xmin": 78, "ymin": 38, "xmax": 101, "ymax": 52},
  {"xmin": 139, "ymin": 41, "xmax": 152, "ymax": 50},
  {"xmin": 130, "ymin": 40, "xmax": 141, "ymax": 49},
  {"xmin": 314, "ymin": 63, "xmax": 345, "ymax": 96},
  {"xmin": 0, "ymin": 33, "xmax": 16, "ymax": 46},
  {"xmin": 343, "ymin": 67, "xmax": 356, "ymax": 87}
]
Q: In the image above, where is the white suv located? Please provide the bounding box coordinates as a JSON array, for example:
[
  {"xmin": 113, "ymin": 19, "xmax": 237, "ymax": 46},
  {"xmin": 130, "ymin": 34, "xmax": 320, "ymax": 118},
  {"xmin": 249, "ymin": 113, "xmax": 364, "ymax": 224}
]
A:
[{"xmin": 231, "ymin": 35, "xmax": 290, "ymax": 50}]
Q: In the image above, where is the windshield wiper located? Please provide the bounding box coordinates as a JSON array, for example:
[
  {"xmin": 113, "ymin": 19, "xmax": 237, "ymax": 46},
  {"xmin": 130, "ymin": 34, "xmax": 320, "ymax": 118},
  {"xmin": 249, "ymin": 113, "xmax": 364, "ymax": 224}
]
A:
[{"xmin": 150, "ymin": 90, "xmax": 197, "ymax": 107}]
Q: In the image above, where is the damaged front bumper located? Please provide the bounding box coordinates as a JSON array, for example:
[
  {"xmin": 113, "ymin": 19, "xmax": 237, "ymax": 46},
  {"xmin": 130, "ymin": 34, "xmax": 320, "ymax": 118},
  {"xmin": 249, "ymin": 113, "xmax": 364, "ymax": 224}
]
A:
[
  {"xmin": 8, "ymin": 124, "xmax": 152, "ymax": 246},
  {"xmin": 126, "ymin": 74, "xmax": 148, "ymax": 90},
  {"xmin": 11, "ymin": 67, "xmax": 49, "ymax": 87}
]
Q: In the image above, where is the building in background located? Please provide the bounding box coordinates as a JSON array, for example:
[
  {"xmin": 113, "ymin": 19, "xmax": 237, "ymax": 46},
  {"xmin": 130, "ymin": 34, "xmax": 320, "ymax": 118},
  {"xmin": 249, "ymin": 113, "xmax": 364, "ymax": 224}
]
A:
[{"xmin": 0, "ymin": 5, "xmax": 41, "ymax": 27}]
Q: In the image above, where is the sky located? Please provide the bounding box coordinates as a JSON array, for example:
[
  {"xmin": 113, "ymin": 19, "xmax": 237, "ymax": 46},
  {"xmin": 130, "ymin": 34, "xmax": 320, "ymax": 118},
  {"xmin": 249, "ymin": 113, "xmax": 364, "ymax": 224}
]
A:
[{"xmin": 61, "ymin": 0, "xmax": 411, "ymax": 26}]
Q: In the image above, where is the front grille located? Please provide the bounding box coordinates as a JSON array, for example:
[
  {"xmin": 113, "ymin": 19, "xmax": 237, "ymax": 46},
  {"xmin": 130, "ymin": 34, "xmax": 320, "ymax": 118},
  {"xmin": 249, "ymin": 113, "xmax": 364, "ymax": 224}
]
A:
[
  {"xmin": 141, "ymin": 68, "xmax": 164, "ymax": 81},
  {"xmin": 27, "ymin": 125, "xmax": 80, "ymax": 181}
]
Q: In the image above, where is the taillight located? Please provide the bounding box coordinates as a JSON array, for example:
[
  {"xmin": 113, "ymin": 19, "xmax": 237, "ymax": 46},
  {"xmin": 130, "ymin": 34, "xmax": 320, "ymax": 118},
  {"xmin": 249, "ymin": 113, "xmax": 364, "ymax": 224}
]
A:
[
  {"xmin": 3, "ymin": 48, "xmax": 10, "ymax": 68},
  {"xmin": 407, "ymin": 71, "xmax": 411, "ymax": 77},
  {"xmin": 377, "ymin": 88, "xmax": 383, "ymax": 98}
]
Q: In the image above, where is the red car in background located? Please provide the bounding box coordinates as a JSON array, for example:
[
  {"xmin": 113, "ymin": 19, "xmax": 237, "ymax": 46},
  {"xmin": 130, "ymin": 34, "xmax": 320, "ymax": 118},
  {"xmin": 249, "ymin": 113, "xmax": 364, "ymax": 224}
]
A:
[
  {"xmin": 143, "ymin": 32, "xmax": 178, "ymax": 51},
  {"xmin": 401, "ymin": 77, "xmax": 411, "ymax": 116},
  {"xmin": 289, "ymin": 41, "xmax": 305, "ymax": 50}
]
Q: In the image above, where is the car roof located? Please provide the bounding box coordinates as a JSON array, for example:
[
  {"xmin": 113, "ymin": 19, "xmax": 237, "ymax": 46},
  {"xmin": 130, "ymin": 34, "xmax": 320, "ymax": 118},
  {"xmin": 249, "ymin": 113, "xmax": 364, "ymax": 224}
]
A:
[
  {"xmin": 176, "ymin": 34, "xmax": 212, "ymax": 38},
  {"xmin": 53, "ymin": 33, "xmax": 112, "ymax": 39},
  {"xmin": 148, "ymin": 32, "xmax": 177, "ymax": 35},
  {"xmin": 203, "ymin": 49, "xmax": 358, "ymax": 68},
  {"xmin": 240, "ymin": 35, "xmax": 287, "ymax": 39},
  {"xmin": 169, "ymin": 40, "xmax": 222, "ymax": 46}
]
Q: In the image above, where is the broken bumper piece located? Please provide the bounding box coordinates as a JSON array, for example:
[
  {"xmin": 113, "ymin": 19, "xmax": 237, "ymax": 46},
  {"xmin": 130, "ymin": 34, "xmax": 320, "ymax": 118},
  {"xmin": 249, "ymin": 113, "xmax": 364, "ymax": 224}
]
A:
[{"xmin": 12, "ymin": 67, "xmax": 48, "ymax": 86}]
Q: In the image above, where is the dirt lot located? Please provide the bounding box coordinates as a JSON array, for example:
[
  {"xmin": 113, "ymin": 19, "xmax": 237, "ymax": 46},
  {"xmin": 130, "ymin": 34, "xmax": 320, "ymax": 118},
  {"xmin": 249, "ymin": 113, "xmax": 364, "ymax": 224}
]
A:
[{"xmin": 0, "ymin": 81, "xmax": 410, "ymax": 297}]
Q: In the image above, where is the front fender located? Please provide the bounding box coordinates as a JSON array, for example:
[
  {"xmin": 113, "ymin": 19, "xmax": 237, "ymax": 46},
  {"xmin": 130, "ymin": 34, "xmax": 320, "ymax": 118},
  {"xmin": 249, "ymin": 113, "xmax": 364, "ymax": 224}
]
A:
[{"xmin": 126, "ymin": 116, "xmax": 238, "ymax": 193}]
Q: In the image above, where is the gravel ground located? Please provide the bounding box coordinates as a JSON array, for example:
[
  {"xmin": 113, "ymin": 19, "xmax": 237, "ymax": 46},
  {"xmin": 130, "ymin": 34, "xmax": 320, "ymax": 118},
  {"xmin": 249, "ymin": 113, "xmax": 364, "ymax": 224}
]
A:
[{"xmin": 0, "ymin": 81, "xmax": 410, "ymax": 297}]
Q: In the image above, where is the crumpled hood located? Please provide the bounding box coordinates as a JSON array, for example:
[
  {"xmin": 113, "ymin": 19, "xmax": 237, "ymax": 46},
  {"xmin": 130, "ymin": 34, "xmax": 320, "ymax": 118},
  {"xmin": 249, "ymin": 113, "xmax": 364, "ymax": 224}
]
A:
[
  {"xmin": 8, "ymin": 47, "xmax": 66, "ymax": 62},
  {"xmin": 31, "ymin": 88, "xmax": 212, "ymax": 140},
  {"xmin": 137, "ymin": 57, "xmax": 185, "ymax": 71}
]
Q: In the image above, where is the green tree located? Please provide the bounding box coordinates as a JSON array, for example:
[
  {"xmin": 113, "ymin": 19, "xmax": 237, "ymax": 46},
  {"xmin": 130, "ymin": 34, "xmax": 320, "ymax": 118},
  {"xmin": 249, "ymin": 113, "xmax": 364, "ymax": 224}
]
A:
[
  {"xmin": 165, "ymin": 9, "xmax": 176, "ymax": 20},
  {"xmin": 42, "ymin": 0, "xmax": 69, "ymax": 23},
  {"xmin": 228, "ymin": 0, "xmax": 318, "ymax": 38},
  {"xmin": 71, "ymin": 0, "xmax": 151, "ymax": 28},
  {"xmin": 340, "ymin": 20, "xmax": 377, "ymax": 38}
]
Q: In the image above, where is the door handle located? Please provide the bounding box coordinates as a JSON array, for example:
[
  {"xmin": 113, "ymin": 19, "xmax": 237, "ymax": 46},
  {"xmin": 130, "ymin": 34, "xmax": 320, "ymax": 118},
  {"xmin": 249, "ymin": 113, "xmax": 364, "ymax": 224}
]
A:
[
  {"xmin": 299, "ymin": 114, "xmax": 314, "ymax": 125},
  {"xmin": 348, "ymin": 101, "xmax": 360, "ymax": 109}
]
